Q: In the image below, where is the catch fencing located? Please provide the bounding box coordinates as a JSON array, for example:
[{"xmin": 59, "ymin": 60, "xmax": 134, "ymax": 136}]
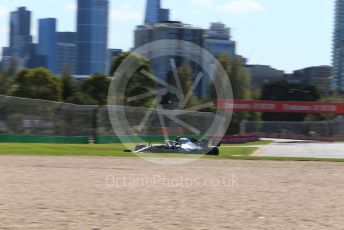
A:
[{"xmin": 0, "ymin": 95, "xmax": 217, "ymax": 144}]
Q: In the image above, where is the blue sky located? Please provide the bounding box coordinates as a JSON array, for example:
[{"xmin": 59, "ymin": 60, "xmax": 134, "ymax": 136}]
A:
[{"xmin": 0, "ymin": 0, "xmax": 334, "ymax": 73}]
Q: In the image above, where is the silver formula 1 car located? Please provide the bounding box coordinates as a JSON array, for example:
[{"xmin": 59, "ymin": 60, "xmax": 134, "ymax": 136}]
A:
[{"xmin": 134, "ymin": 137, "xmax": 220, "ymax": 155}]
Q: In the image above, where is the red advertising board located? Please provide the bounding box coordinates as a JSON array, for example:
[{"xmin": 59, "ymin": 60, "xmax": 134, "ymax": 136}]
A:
[{"xmin": 216, "ymin": 100, "xmax": 344, "ymax": 114}]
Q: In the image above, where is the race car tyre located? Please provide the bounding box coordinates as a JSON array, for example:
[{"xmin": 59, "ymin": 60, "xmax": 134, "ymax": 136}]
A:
[{"xmin": 207, "ymin": 147, "xmax": 219, "ymax": 156}]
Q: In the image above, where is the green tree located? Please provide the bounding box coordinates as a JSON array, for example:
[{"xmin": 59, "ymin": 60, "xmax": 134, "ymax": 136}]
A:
[
  {"xmin": 211, "ymin": 54, "xmax": 251, "ymax": 134},
  {"xmin": 5, "ymin": 57, "xmax": 19, "ymax": 81},
  {"xmin": 209, "ymin": 54, "xmax": 251, "ymax": 100},
  {"xmin": 0, "ymin": 57, "xmax": 18, "ymax": 95},
  {"xmin": 60, "ymin": 67, "xmax": 79, "ymax": 101},
  {"xmin": 110, "ymin": 52, "xmax": 156, "ymax": 107},
  {"xmin": 81, "ymin": 73, "xmax": 110, "ymax": 105},
  {"xmin": 0, "ymin": 68, "xmax": 7, "ymax": 95},
  {"xmin": 245, "ymin": 86, "xmax": 262, "ymax": 122},
  {"xmin": 160, "ymin": 64, "xmax": 200, "ymax": 109},
  {"xmin": 178, "ymin": 63, "xmax": 200, "ymax": 108},
  {"xmin": 65, "ymin": 91, "xmax": 98, "ymax": 105},
  {"xmin": 12, "ymin": 67, "xmax": 62, "ymax": 101},
  {"xmin": 161, "ymin": 71, "xmax": 178, "ymax": 107},
  {"xmin": 217, "ymin": 54, "xmax": 250, "ymax": 100},
  {"xmin": 109, "ymin": 52, "xmax": 129, "ymax": 77},
  {"xmin": 59, "ymin": 67, "xmax": 97, "ymax": 105}
]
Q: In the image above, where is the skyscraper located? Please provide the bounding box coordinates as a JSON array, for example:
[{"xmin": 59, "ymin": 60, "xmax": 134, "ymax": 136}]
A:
[
  {"xmin": 159, "ymin": 8, "xmax": 170, "ymax": 22},
  {"xmin": 38, "ymin": 18, "xmax": 57, "ymax": 73},
  {"xmin": 9, "ymin": 7, "xmax": 32, "ymax": 61},
  {"xmin": 76, "ymin": 0, "xmax": 109, "ymax": 75},
  {"xmin": 333, "ymin": 0, "xmax": 344, "ymax": 91},
  {"xmin": 204, "ymin": 22, "xmax": 236, "ymax": 58},
  {"xmin": 57, "ymin": 32, "xmax": 77, "ymax": 73},
  {"xmin": 25, "ymin": 43, "xmax": 47, "ymax": 69},
  {"xmin": 135, "ymin": 22, "xmax": 205, "ymax": 96},
  {"xmin": 144, "ymin": 0, "xmax": 170, "ymax": 24},
  {"xmin": 145, "ymin": 0, "xmax": 160, "ymax": 24}
]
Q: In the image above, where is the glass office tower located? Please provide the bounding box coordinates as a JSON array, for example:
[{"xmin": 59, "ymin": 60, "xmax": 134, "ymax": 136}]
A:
[
  {"xmin": 57, "ymin": 32, "xmax": 77, "ymax": 74},
  {"xmin": 76, "ymin": 0, "xmax": 109, "ymax": 75},
  {"xmin": 9, "ymin": 7, "xmax": 32, "ymax": 59},
  {"xmin": 145, "ymin": 0, "xmax": 161, "ymax": 24},
  {"xmin": 144, "ymin": 0, "xmax": 170, "ymax": 24},
  {"xmin": 38, "ymin": 18, "xmax": 57, "ymax": 73},
  {"xmin": 333, "ymin": 0, "xmax": 344, "ymax": 91}
]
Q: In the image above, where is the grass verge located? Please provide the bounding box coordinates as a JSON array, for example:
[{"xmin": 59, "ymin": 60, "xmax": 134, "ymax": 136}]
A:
[
  {"xmin": 1, "ymin": 143, "xmax": 344, "ymax": 162},
  {"xmin": 222, "ymin": 140, "xmax": 273, "ymax": 147},
  {"xmin": 0, "ymin": 143, "xmax": 255, "ymax": 159}
]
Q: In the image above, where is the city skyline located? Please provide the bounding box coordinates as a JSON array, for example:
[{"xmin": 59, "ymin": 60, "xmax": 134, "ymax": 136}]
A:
[{"xmin": 0, "ymin": 0, "xmax": 334, "ymax": 73}]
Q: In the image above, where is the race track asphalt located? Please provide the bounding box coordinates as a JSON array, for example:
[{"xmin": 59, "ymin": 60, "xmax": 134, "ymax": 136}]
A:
[{"xmin": 256, "ymin": 141, "xmax": 344, "ymax": 159}]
